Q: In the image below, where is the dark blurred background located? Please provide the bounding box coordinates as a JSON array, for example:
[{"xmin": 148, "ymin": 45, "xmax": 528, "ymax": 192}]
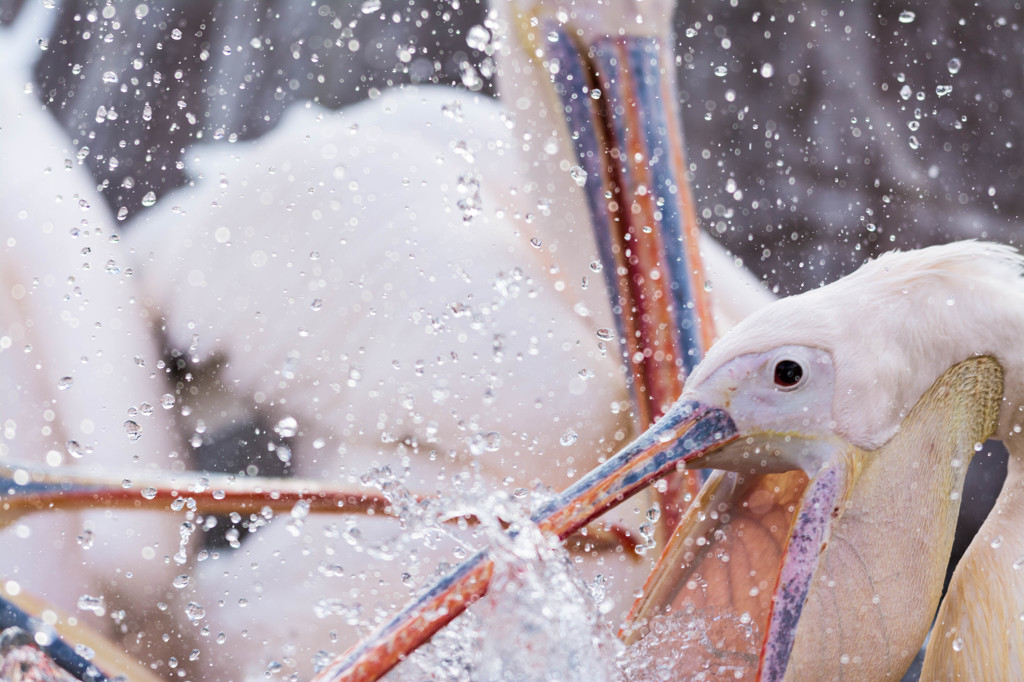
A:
[{"xmin": 1, "ymin": 0, "xmax": 1016, "ymax": 649}]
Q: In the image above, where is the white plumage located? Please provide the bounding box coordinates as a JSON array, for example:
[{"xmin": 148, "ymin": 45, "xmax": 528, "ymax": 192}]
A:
[
  {"xmin": 0, "ymin": 5, "xmax": 188, "ymax": 668},
  {"xmin": 125, "ymin": 80, "xmax": 770, "ymax": 676}
]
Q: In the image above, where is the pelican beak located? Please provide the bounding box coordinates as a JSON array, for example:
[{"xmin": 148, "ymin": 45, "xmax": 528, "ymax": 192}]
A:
[
  {"xmin": 313, "ymin": 400, "xmax": 738, "ymax": 682},
  {"xmin": 502, "ymin": 7, "xmax": 716, "ymax": 534},
  {"xmin": 621, "ymin": 460, "xmax": 858, "ymax": 680},
  {"xmin": 0, "ymin": 462, "xmax": 397, "ymax": 527}
]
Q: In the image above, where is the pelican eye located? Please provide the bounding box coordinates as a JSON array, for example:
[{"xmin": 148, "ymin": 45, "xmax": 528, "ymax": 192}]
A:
[{"xmin": 773, "ymin": 359, "xmax": 804, "ymax": 388}]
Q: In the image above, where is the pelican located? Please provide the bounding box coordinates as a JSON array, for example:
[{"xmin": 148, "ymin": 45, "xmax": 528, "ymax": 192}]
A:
[
  {"xmin": 332, "ymin": 240, "xmax": 1023, "ymax": 680},
  {"xmin": 0, "ymin": 5, "xmax": 191, "ymax": 674}
]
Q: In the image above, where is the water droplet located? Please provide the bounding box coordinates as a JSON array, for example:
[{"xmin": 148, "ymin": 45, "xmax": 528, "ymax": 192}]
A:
[
  {"xmin": 951, "ymin": 636, "xmax": 964, "ymax": 652},
  {"xmin": 77, "ymin": 594, "xmax": 105, "ymax": 613},
  {"xmin": 170, "ymin": 28, "xmax": 182, "ymax": 40},
  {"xmin": 141, "ymin": 487, "xmax": 158, "ymax": 500},
  {"xmin": 466, "ymin": 25, "xmax": 491, "ymax": 52},
  {"xmin": 713, "ymin": 64, "xmax": 728, "ymax": 78},
  {"xmin": 141, "ymin": 191, "xmax": 157, "ymax": 207},
  {"xmin": 529, "ymin": 236, "xmax": 542, "ymax": 249},
  {"xmin": 569, "ymin": 165, "xmax": 588, "ymax": 187},
  {"xmin": 160, "ymin": 393, "xmax": 175, "ymax": 409},
  {"xmin": 360, "ymin": 0, "xmax": 380, "ymax": 13},
  {"xmin": 947, "ymin": 58, "xmax": 962, "ymax": 75},
  {"xmin": 173, "ymin": 574, "xmax": 190, "ymax": 589},
  {"xmin": 57, "ymin": 376, "xmax": 73, "ymax": 390},
  {"xmin": 936, "ymin": 84, "xmax": 953, "ymax": 97},
  {"xmin": 482, "ymin": 431, "xmax": 502, "ymax": 451},
  {"xmin": 135, "ymin": 4, "xmax": 149, "ymax": 19},
  {"xmin": 274, "ymin": 416, "xmax": 298, "ymax": 438},
  {"xmin": 101, "ymin": 71, "xmax": 118, "ymax": 84},
  {"xmin": 459, "ymin": 61, "xmax": 482, "ymax": 90},
  {"xmin": 291, "ymin": 499, "xmax": 311, "ymax": 520},
  {"xmin": 560, "ymin": 429, "xmax": 579, "ymax": 447},
  {"xmin": 595, "ymin": 328, "xmax": 614, "ymax": 341},
  {"xmin": 991, "ymin": 535, "xmax": 1004, "ymax": 549},
  {"xmin": 899, "ymin": 84, "xmax": 913, "ymax": 100},
  {"xmin": 310, "ymin": 298, "xmax": 323, "ymax": 311},
  {"xmin": 76, "ymin": 528, "xmax": 94, "ymax": 549},
  {"xmin": 760, "ymin": 63, "xmax": 774, "ymax": 78},
  {"xmin": 898, "ymin": 10, "xmax": 916, "ymax": 23},
  {"xmin": 185, "ymin": 602, "xmax": 206, "ymax": 622},
  {"xmin": 275, "ymin": 444, "xmax": 292, "ymax": 463},
  {"xmin": 123, "ymin": 420, "xmax": 142, "ymax": 442}
]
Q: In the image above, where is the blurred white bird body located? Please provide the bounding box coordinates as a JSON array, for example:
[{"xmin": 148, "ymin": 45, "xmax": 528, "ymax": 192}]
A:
[
  {"xmin": 0, "ymin": 6, "xmax": 188, "ymax": 669},
  {"xmin": 126, "ymin": 77, "xmax": 770, "ymax": 676}
]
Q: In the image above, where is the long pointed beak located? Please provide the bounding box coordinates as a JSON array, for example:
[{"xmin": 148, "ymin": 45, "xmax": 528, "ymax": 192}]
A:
[
  {"xmin": 0, "ymin": 463, "xmax": 397, "ymax": 527},
  {"xmin": 538, "ymin": 19, "xmax": 714, "ymax": 534},
  {"xmin": 1, "ymin": 592, "xmax": 110, "ymax": 682},
  {"xmin": 313, "ymin": 400, "xmax": 738, "ymax": 682}
]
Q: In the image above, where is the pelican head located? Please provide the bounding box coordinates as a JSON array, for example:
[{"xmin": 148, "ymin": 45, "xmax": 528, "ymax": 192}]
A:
[{"xmin": 687, "ymin": 239, "xmax": 1023, "ymax": 453}]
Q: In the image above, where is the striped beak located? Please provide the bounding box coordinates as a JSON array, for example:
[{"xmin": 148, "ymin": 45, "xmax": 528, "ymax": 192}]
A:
[
  {"xmin": 539, "ymin": 22, "xmax": 715, "ymax": 533},
  {"xmin": 0, "ymin": 463, "xmax": 396, "ymax": 528}
]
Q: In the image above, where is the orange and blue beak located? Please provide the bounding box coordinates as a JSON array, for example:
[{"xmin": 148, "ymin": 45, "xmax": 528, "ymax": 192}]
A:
[
  {"xmin": 0, "ymin": 595, "xmax": 109, "ymax": 681},
  {"xmin": 541, "ymin": 22, "xmax": 716, "ymax": 534},
  {"xmin": 0, "ymin": 462, "xmax": 398, "ymax": 527}
]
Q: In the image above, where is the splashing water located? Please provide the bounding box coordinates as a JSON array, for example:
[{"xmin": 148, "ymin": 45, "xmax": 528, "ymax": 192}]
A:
[
  {"xmin": 618, "ymin": 604, "xmax": 761, "ymax": 681},
  {"xmin": 387, "ymin": 484, "xmax": 623, "ymax": 682},
  {"xmin": 326, "ymin": 463, "xmax": 765, "ymax": 682}
]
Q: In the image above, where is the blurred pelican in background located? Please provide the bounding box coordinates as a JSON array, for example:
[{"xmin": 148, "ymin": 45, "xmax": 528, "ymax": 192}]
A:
[
  {"xmin": 123, "ymin": 0, "xmax": 770, "ymax": 677},
  {"xmin": 0, "ymin": 3, "xmax": 193, "ymax": 673}
]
